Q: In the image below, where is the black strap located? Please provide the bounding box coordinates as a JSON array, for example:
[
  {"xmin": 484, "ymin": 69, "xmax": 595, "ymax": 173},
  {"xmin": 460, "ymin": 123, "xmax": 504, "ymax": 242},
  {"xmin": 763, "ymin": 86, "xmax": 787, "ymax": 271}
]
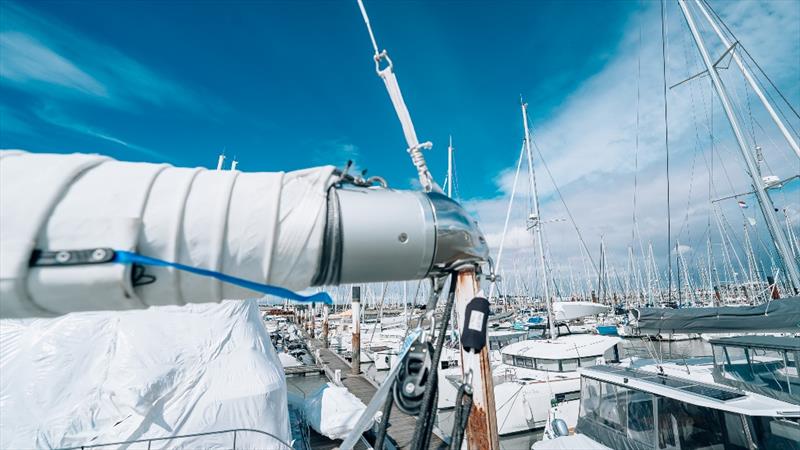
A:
[
  {"xmin": 373, "ymin": 393, "xmax": 394, "ymax": 450},
  {"xmin": 448, "ymin": 383, "xmax": 473, "ymax": 450}
]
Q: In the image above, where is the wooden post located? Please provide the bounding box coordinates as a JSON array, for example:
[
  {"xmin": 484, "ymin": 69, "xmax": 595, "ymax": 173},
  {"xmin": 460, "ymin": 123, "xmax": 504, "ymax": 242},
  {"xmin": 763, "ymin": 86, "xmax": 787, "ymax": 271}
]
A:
[
  {"xmin": 454, "ymin": 270, "xmax": 499, "ymax": 450},
  {"xmin": 309, "ymin": 303, "xmax": 316, "ymax": 339},
  {"xmin": 322, "ymin": 304, "xmax": 330, "ymax": 348},
  {"xmin": 351, "ymin": 286, "xmax": 361, "ymax": 375}
]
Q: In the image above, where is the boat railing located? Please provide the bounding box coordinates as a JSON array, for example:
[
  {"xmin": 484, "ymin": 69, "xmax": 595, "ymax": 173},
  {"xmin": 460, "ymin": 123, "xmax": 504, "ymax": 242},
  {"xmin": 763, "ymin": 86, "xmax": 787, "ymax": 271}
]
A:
[{"xmin": 58, "ymin": 428, "xmax": 293, "ymax": 450}]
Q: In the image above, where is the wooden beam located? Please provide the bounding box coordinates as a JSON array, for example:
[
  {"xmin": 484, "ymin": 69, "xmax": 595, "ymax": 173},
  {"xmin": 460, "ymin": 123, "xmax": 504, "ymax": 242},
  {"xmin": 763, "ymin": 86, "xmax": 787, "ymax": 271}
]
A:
[{"xmin": 454, "ymin": 270, "xmax": 499, "ymax": 450}]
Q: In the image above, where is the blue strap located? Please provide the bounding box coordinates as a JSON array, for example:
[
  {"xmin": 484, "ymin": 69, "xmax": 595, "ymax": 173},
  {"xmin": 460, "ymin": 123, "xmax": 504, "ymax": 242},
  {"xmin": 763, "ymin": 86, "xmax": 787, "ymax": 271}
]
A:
[{"xmin": 114, "ymin": 250, "xmax": 332, "ymax": 304}]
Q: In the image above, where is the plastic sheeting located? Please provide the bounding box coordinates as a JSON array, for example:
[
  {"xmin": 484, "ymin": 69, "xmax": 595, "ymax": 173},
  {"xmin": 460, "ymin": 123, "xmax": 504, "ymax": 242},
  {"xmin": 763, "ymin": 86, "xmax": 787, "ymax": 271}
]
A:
[
  {"xmin": 633, "ymin": 297, "xmax": 800, "ymax": 333},
  {"xmin": 0, "ymin": 300, "xmax": 291, "ymax": 449},
  {"xmin": 0, "ymin": 150, "xmax": 335, "ymax": 318},
  {"xmin": 303, "ymin": 383, "xmax": 367, "ymax": 440}
]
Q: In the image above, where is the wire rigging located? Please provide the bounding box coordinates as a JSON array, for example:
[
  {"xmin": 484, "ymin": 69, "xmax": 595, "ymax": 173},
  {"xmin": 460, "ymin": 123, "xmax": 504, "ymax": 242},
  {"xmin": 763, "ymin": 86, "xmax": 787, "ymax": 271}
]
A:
[{"xmin": 661, "ymin": 0, "xmax": 674, "ymax": 300}]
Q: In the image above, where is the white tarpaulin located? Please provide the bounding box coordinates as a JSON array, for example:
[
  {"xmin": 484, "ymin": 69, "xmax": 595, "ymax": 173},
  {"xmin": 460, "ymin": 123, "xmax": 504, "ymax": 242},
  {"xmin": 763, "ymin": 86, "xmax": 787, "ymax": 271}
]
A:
[
  {"xmin": 0, "ymin": 300, "xmax": 291, "ymax": 449},
  {"xmin": 303, "ymin": 383, "xmax": 367, "ymax": 440}
]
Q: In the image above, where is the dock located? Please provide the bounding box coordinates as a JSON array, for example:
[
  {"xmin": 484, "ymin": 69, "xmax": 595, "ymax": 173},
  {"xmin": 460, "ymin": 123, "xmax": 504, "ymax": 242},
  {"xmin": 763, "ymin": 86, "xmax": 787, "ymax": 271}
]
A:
[{"xmin": 305, "ymin": 336, "xmax": 447, "ymax": 449}]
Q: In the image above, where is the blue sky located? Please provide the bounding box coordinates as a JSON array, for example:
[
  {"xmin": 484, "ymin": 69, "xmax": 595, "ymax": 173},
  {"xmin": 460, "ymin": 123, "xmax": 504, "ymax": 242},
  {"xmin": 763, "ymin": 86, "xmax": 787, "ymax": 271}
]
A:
[{"xmin": 2, "ymin": 0, "xmax": 799, "ymax": 291}]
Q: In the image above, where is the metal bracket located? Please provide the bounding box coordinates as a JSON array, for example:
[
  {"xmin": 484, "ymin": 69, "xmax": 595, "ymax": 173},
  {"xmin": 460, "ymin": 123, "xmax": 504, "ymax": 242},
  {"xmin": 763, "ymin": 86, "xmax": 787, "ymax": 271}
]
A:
[{"xmin": 29, "ymin": 248, "xmax": 115, "ymax": 267}]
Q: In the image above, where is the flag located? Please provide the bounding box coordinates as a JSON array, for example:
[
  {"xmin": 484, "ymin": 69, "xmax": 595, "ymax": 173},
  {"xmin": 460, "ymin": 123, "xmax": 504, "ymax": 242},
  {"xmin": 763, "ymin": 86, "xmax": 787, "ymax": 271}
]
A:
[{"xmin": 738, "ymin": 200, "xmax": 748, "ymax": 209}]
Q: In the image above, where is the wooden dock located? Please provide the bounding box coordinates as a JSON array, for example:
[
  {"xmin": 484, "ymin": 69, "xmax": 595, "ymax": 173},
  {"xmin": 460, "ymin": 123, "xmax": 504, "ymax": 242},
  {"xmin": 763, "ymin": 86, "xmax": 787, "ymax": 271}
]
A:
[
  {"xmin": 307, "ymin": 337, "xmax": 446, "ymax": 449},
  {"xmin": 283, "ymin": 364, "xmax": 324, "ymax": 376}
]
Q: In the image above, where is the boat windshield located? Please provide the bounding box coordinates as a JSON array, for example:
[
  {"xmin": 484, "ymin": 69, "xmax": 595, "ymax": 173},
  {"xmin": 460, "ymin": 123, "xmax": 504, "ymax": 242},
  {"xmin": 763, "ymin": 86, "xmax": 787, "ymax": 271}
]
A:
[{"xmin": 577, "ymin": 376, "xmax": 755, "ymax": 450}]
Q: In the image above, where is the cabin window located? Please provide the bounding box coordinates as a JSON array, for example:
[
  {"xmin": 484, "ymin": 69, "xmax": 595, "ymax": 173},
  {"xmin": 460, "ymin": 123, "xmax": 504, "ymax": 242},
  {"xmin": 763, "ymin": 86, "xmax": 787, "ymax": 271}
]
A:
[
  {"xmin": 598, "ymin": 382, "xmax": 628, "ymax": 432},
  {"xmin": 560, "ymin": 358, "xmax": 578, "ymax": 372},
  {"xmin": 749, "ymin": 347, "xmax": 794, "ymax": 394},
  {"xmin": 748, "ymin": 416, "xmax": 800, "ymax": 450},
  {"xmin": 722, "ymin": 346, "xmax": 754, "ymax": 382},
  {"xmin": 513, "ymin": 356, "xmax": 526, "ymax": 367},
  {"xmin": 537, "ymin": 359, "xmax": 559, "ymax": 372},
  {"xmin": 580, "ymin": 356, "xmax": 599, "ymax": 368},
  {"xmin": 626, "ymin": 390, "xmax": 654, "ymax": 445},
  {"xmin": 502, "ymin": 354, "xmax": 513, "ymax": 365},
  {"xmin": 656, "ymin": 396, "xmax": 747, "ymax": 450},
  {"xmin": 523, "ymin": 357, "xmax": 534, "ymax": 369},
  {"xmin": 579, "ymin": 377, "xmax": 602, "ymax": 421}
]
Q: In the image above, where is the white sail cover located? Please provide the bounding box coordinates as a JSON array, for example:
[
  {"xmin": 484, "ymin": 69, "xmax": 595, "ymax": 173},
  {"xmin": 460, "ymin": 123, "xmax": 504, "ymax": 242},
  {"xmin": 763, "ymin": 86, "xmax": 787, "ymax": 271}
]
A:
[
  {"xmin": 0, "ymin": 299, "xmax": 291, "ymax": 449},
  {"xmin": 0, "ymin": 150, "xmax": 335, "ymax": 318},
  {"xmin": 553, "ymin": 301, "xmax": 610, "ymax": 322}
]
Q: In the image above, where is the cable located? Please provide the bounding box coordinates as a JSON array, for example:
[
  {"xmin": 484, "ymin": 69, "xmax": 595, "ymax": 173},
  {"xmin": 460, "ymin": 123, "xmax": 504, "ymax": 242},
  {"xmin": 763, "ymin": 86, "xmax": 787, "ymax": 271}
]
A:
[{"xmin": 661, "ymin": 0, "xmax": 673, "ymax": 301}]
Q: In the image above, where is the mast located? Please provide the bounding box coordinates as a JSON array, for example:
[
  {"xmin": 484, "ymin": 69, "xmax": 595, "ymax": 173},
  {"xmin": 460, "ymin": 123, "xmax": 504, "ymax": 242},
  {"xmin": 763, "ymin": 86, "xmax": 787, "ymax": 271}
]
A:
[
  {"xmin": 692, "ymin": 0, "xmax": 800, "ymax": 159},
  {"xmin": 678, "ymin": 0, "xmax": 800, "ymax": 293},
  {"xmin": 447, "ymin": 136, "xmax": 454, "ymax": 198},
  {"xmin": 521, "ymin": 100, "xmax": 556, "ymax": 339}
]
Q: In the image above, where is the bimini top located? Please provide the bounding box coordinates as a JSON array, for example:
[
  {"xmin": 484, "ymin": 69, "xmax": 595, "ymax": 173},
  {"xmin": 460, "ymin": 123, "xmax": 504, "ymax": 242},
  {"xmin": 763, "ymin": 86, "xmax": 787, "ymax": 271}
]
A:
[
  {"xmin": 581, "ymin": 364, "xmax": 799, "ymax": 417},
  {"xmin": 501, "ymin": 334, "xmax": 621, "ymax": 360},
  {"xmin": 708, "ymin": 335, "xmax": 800, "ymax": 352}
]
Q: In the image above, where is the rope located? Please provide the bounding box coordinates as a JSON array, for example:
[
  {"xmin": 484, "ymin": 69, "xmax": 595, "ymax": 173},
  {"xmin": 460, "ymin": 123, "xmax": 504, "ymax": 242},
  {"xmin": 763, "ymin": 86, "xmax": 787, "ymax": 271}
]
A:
[
  {"xmin": 355, "ymin": 0, "xmax": 437, "ymax": 193},
  {"xmin": 448, "ymin": 383, "xmax": 473, "ymax": 450},
  {"xmin": 113, "ymin": 251, "xmax": 332, "ymax": 304},
  {"xmin": 411, "ymin": 275, "xmax": 457, "ymax": 450},
  {"xmin": 356, "ymin": 0, "xmax": 380, "ymax": 56}
]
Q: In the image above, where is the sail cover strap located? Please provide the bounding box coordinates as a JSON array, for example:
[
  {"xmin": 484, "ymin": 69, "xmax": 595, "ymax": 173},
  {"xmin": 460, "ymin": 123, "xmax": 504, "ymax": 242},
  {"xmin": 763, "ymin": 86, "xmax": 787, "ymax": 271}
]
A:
[{"xmin": 113, "ymin": 250, "xmax": 332, "ymax": 304}]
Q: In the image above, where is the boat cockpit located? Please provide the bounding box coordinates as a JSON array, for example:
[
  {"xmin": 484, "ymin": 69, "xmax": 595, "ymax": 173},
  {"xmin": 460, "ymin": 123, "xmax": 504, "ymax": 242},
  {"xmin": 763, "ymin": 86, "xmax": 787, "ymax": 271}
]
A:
[
  {"xmin": 709, "ymin": 335, "xmax": 799, "ymax": 405},
  {"xmin": 575, "ymin": 364, "xmax": 800, "ymax": 450}
]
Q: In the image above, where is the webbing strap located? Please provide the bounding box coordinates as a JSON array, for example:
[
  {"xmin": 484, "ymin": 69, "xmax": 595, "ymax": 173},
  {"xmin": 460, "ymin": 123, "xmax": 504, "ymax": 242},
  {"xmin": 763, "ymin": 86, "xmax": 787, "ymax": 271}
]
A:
[{"xmin": 114, "ymin": 250, "xmax": 332, "ymax": 304}]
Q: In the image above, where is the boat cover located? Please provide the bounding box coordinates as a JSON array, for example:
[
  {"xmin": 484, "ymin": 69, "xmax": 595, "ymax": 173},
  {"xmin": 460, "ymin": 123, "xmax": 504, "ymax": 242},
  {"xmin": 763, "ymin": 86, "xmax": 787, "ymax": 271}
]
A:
[
  {"xmin": 0, "ymin": 150, "xmax": 334, "ymax": 318},
  {"xmin": 303, "ymin": 382, "xmax": 367, "ymax": 440},
  {"xmin": 0, "ymin": 300, "xmax": 291, "ymax": 449},
  {"xmin": 633, "ymin": 297, "xmax": 800, "ymax": 333}
]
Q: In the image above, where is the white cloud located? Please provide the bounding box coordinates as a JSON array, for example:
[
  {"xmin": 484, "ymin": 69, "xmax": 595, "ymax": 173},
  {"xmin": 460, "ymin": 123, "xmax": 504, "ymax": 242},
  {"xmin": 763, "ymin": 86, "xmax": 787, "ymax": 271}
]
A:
[{"xmin": 0, "ymin": 2, "xmax": 222, "ymax": 113}]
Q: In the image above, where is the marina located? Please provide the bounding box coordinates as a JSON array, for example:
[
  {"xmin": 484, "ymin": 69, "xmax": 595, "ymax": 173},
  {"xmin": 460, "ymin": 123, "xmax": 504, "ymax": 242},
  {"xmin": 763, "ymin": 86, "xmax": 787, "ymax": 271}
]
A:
[{"xmin": 1, "ymin": 0, "xmax": 799, "ymax": 449}]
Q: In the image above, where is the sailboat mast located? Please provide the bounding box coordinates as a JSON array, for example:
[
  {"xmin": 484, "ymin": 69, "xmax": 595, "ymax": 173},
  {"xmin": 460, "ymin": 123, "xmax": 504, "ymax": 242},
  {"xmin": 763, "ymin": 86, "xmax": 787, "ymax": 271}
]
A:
[
  {"xmin": 521, "ymin": 100, "xmax": 556, "ymax": 339},
  {"xmin": 678, "ymin": 0, "xmax": 800, "ymax": 293},
  {"xmin": 447, "ymin": 136, "xmax": 454, "ymax": 198}
]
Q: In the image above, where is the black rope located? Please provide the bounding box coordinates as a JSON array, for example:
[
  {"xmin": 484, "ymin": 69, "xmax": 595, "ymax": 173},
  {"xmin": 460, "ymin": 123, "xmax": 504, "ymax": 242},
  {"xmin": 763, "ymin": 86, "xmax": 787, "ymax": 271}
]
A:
[
  {"xmin": 448, "ymin": 383, "xmax": 473, "ymax": 450},
  {"xmin": 373, "ymin": 393, "xmax": 394, "ymax": 450},
  {"xmin": 661, "ymin": 0, "xmax": 673, "ymax": 301},
  {"xmin": 411, "ymin": 274, "xmax": 457, "ymax": 450}
]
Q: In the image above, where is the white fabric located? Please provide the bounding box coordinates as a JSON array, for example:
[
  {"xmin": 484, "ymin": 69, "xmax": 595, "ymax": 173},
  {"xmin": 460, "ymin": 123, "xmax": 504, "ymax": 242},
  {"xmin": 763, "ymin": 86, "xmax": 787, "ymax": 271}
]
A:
[
  {"xmin": 0, "ymin": 300, "xmax": 291, "ymax": 449},
  {"xmin": 0, "ymin": 150, "xmax": 335, "ymax": 317},
  {"xmin": 303, "ymin": 382, "xmax": 367, "ymax": 440}
]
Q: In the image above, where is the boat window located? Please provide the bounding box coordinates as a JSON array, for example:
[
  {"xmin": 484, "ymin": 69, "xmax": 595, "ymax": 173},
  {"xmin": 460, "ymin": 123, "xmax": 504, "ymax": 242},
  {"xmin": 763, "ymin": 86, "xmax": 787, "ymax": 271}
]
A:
[
  {"xmin": 502, "ymin": 354, "xmax": 513, "ymax": 365},
  {"xmin": 656, "ymin": 396, "xmax": 747, "ymax": 450},
  {"xmin": 597, "ymin": 382, "xmax": 627, "ymax": 432},
  {"xmin": 513, "ymin": 356, "xmax": 526, "ymax": 367},
  {"xmin": 560, "ymin": 358, "xmax": 578, "ymax": 372},
  {"xmin": 490, "ymin": 340, "xmax": 498, "ymax": 350},
  {"xmin": 580, "ymin": 356, "xmax": 598, "ymax": 368},
  {"xmin": 749, "ymin": 347, "xmax": 793, "ymax": 393},
  {"xmin": 579, "ymin": 377, "xmax": 602, "ymax": 421},
  {"xmin": 722, "ymin": 346, "xmax": 754, "ymax": 382},
  {"xmin": 626, "ymin": 390, "xmax": 654, "ymax": 445},
  {"xmin": 537, "ymin": 359, "xmax": 559, "ymax": 372},
  {"xmin": 748, "ymin": 416, "xmax": 800, "ymax": 450},
  {"xmin": 523, "ymin": 357, "xmax": 534, "ymax": 369}
]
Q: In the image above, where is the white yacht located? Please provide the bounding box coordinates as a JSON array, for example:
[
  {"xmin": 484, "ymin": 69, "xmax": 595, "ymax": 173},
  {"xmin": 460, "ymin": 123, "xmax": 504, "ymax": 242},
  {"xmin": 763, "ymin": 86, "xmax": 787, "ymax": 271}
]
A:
[
  {"xmin": 535, "ymin": 335, "xmax": 800, "ymax": 450},
  {"xmin": 439, "ymin": 333, "xmax": 623, "ymax": 435}
]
